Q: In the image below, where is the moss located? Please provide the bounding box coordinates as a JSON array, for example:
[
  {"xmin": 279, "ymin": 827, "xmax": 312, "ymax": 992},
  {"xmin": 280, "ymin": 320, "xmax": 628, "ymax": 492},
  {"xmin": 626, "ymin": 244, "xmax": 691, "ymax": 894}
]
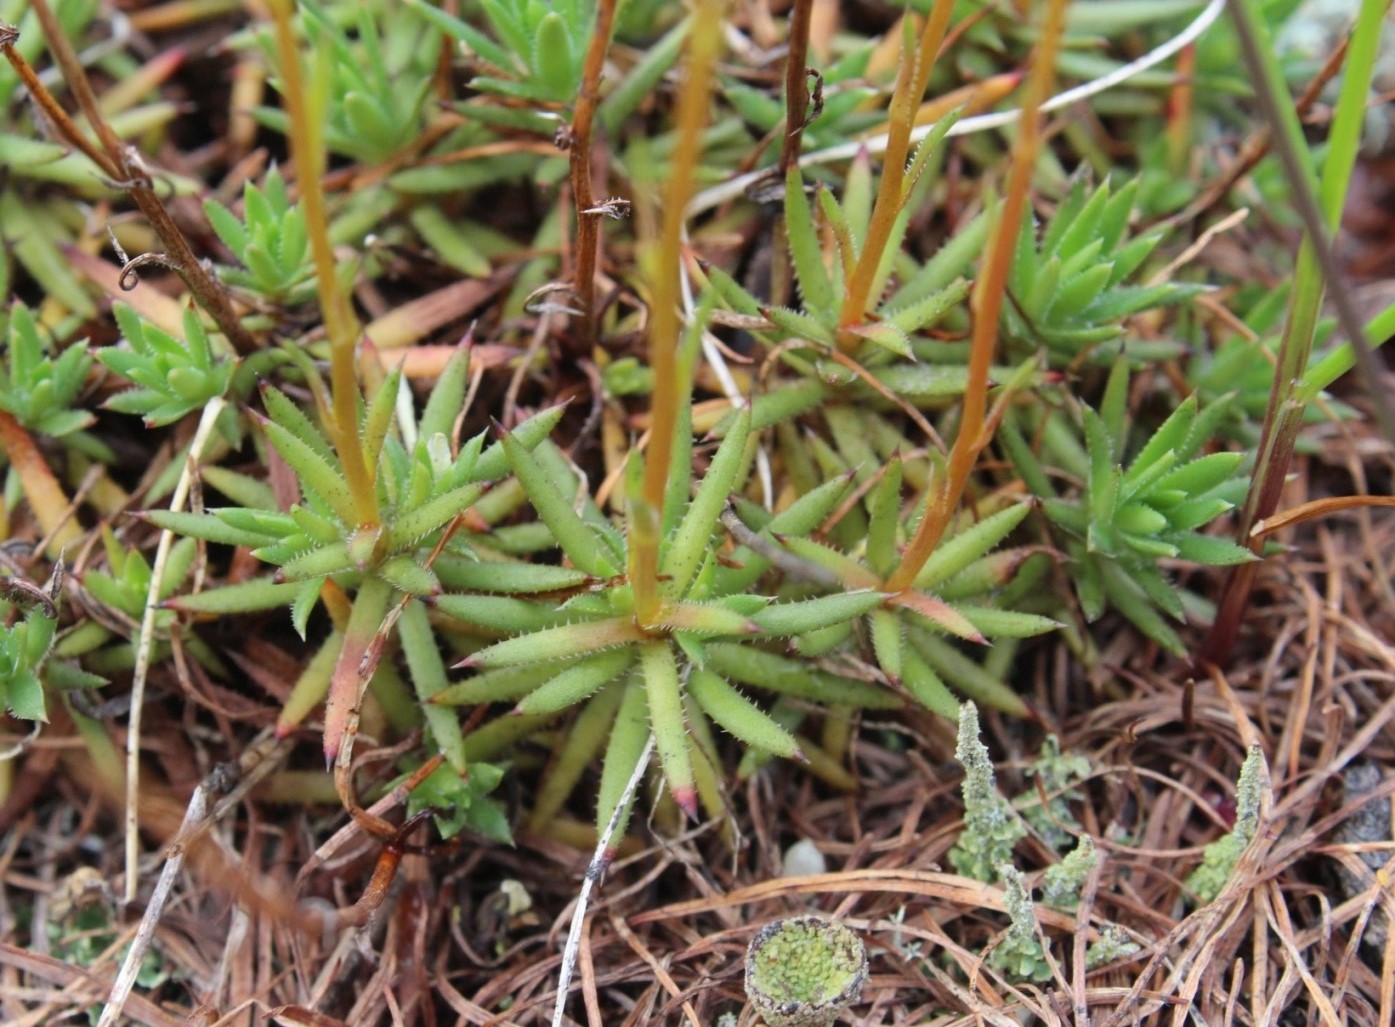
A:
[{"xmin": 745, "ymin": 916, "xmax": 867, "ymax": 1027}]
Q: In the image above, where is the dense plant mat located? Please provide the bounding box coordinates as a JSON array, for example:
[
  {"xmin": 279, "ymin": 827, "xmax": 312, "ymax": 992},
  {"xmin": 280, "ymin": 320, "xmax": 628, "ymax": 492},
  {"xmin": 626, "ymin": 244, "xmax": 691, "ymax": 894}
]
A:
[{"xmin": 2, "ymin": 0, "xmax": 1395, "ymax": 1023}]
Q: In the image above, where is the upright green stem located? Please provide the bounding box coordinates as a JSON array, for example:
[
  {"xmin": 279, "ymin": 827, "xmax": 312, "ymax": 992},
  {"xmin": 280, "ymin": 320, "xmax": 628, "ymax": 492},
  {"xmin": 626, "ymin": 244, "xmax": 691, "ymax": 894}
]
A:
[
  {"xmin": 885, "ymin": 0, "xmax": 1068, "ymax": 594},
  {"xmin": 266, "ymin": 0, "xmax": 379, "ymax": 530},
  {"xmin": 1201, "ymin": 0, "xmax": 1388, "ymax": 667},
  {"xmin": 568, "ymin": 0, "xmax": 619, "ymax": 350},
  {"xmin": 631, "ymin": 0, "xmax": 724, "ymax": 626},
  {"xmin": 839, "ymin": 0, "xmax": 954, "ymax": 335}
]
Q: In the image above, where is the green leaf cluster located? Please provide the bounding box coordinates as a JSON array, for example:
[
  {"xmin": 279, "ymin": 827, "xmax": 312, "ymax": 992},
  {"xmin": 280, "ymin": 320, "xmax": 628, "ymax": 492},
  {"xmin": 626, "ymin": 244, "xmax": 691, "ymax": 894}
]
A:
[
  {"xmin": 151, "ymin": 349, "xmax": 557, "ymax": 637},
  {"xmin": 400, "ymin": 759, "xmax": 512, "ymax": 843},
  {"xmin": 751, "ymin": 485, "xmax": 1055, "ymax": 720},
  {"xmin": 0, "ymin": 593, "xmax": 56, "ymax": 722},
  {"xmin": 1001, "ymin": 177, "xmax": 1199, "ymax": 364},
  {"xmin": 98, "ymin": 305, "xmax": 235, "ymax": 427},
  {"xmin": 1005, "ymin": 361, "xmax": 1254, "ymax": 655},
  {"xmin": 0, "ymin": 302, "xmax": 94, "ymax": 440},
  {"xmin": 255, "ymin": 0, "xmax": 439, "ymax": 165},
  {"xmin": 707, "ymin": 148, "xmax": 971, "ymax": 373},
  {"xmin": 441, "ymin": 397, "xmax": 897, "ymax": 841},
  {"xmin": 150, "ymin": 347, "xmax": 558, "ymax": 769},
  {"xmin": 410, "ymin": 0, "xmax": 598, "ymax": 135},
  {"xmin": 203, "ymin": 167, "xmax": 316, "ymax": 305}
]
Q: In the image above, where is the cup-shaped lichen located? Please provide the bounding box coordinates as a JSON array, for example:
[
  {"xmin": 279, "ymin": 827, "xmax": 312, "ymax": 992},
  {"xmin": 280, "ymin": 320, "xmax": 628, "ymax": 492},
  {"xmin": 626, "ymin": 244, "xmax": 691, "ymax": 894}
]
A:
[{"xmin": 744, "ymin": 916, "xmax": 868, "ymax": 1027}]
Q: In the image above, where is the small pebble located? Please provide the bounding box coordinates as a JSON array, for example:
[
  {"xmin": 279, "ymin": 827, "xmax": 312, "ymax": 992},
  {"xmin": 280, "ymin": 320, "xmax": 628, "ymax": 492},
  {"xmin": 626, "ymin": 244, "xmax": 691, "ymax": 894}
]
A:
[{"xmin": 782, "ymin": 838, "xmax": 827, "ymax": 878}]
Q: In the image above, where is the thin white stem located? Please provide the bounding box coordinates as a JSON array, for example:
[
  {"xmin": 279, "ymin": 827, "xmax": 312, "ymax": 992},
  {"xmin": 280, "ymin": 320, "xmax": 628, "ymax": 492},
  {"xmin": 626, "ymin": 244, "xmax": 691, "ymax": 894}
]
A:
[
  {"xmin": 123, "ymin": 397, "xmax": 227, "ymax": 904},
  {"xmin": 551, "ymin": 733, "xmax": 655, "ymax": 1027},
  {"xmin": 102, "ymin": 731, "xmax": 288, "ymax": 1027},
  {"xmin": 685, "ymin": 0, "xmax": 1228, "ymax": 220}
]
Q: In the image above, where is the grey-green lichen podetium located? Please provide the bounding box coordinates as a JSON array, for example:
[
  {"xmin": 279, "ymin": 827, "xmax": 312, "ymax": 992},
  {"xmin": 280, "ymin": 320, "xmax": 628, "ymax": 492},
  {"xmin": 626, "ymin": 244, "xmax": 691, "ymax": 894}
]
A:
[{"xmin": 745, "ymin": 916, "xmax": 868, "ymax": 1027}]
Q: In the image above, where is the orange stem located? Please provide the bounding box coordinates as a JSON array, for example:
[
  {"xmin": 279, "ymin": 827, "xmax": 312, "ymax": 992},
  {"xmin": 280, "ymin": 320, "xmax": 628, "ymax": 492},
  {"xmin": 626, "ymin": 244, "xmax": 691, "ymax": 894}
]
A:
[
  {"xmin": 631, "ymin": 0, "xmax": 725, "ymax": 625},
  {"xmin": 840, "ymin": 0, "xmax": 954, "ymax": 336},
  {"xmin": 266, "ymin": 0, "xmax": 379, "ymax": 529},
  {"xmin": 885, "ymin": 0, "xmax": 1069, "ymax": 593}
]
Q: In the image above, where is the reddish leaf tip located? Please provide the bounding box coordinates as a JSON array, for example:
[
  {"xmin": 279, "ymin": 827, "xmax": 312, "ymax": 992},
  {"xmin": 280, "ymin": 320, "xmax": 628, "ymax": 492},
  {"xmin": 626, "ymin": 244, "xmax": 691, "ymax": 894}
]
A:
[{"xmin": 672, "ymin": 787, "xmax": 699, "ymax": 820}]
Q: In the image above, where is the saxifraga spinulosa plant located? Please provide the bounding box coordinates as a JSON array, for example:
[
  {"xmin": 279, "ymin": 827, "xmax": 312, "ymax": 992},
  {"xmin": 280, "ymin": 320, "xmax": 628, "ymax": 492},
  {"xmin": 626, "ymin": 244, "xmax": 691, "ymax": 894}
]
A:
[
  {"xmin": 434, "ymin": 303, "xmax": 899, "ymax": 845},
  {"xmin": 1000, "ymin": 357, "xmax": 1254, "ymax": 656},
  {"xmin": 148, "ymin": 346, "xmax": 562, "ymax": 775}
]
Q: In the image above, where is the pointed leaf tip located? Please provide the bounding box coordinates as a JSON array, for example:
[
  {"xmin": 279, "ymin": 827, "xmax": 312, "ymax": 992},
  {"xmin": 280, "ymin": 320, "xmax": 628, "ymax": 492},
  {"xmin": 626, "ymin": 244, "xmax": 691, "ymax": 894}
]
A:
[{"xmin": 672, "ymin": 786, "xmax": 699, "ymax": 819}]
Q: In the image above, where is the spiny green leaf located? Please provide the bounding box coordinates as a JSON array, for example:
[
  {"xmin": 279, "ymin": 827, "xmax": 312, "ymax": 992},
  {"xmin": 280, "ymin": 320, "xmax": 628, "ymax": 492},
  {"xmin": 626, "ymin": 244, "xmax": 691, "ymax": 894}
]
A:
[
  {"xmin": 956, "ymin": 606, "xmax": 1059, "ymax": 639},
  {"xmin": 515, "ymin": 647, "xmax": 635, "ymax": 716},
  {"xmin": 752, "ymin": 589, "xmax": 887, "ymax": 637},
  {"xmin": 384, "ymin": 482, "xmax": 486, "ymax": 552},
  {"xmin": 1171, "ymin": 532, "xmax": 1256, "ymax": 566},
  {"xmin": 361, "ymin": 366, "xmax": 401, "ymax": 473},
  {"xmin": 398, "ymin": 599, "xmax": 466, "ymax": 771},
  {"xmin": 498, "ymin": 422, "xmax": 619, "ymax": 578},
  {"xmin": 763, "ymin": 305, "xmax": 837, "ymax": 347},
  {"xmin": 595, "ymin": 679, "xmax": 648, "ymax": 849},
  {"xmin": 869, "ymin": 607, "xmax": 903, "ymax": 682},
  {"xmin": 433, "ymin": 557, "xmax": 591, "ymax": 594},
  {"xmin": 474, "ymin": 405, "xmax": 567, "ymax": 482},
  {"xmin": 785, "ymin": 167, "xmax": 835, "ymax": 321},
  {"xmin": 640, "ymin": 641, "xmax": 695, "ymax": 816},
  {"xmin": 1127, "ymin": 395, "xmax": 1198, "ymax": 480},
  {"xmin": 163, "ymin": 577, "xmax": 305, "ymax": 614},
  {"xmin": 883, "ymin": 278, "xmax": 970, "ymax": 335},
  {"xmin": 866, "ymin": 459, "xmax": 903, "ymax": 577},
  {"xmin": 906, "ymin": 628, "xmax": 1029, "ymax": 717},
  {"xmin": 260, "ymin": 383, "xmax": 335, "ymax": 461},
  {"xmin": 259, "ymin": 414, "xmax": 356, "ymax": 526},
  {"xmin": 142, "ymin": 510, "xmax": 270, "ymax": 548},
  {"xmin": 376, "ymin": 556, "xmax": 439, "ymax": 596},
  {"xmin": 434, "ymin": 593, "xmax": 569, "ymax": 633},
  {"xmin": 706, "ymin": 643, "xmax": 902, "ymax": 709},
  {"xmin": 658, "ymin": 600, "xmax": 759, "ymax": 637},
  {"xmin": 433, "ymin": 661, "xmax": 569, "ymax": 705},
  {"xmin": 461, "ymin": 617, "xmax": 645, "ymax": 668},
  {"xmin": 661, "ymin": 407, "xmax": 752, "ymax": 597},
  {"xmin": 688, "ymin": 669, "xmax": 802, "ymax": 759},
  {"xmin": 274, "ymin": 541, "xmax": 357, "ymax": 580},
  {"xmin": 900, "ymin": 646, "xmax": 960, "ymax": 719}
]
